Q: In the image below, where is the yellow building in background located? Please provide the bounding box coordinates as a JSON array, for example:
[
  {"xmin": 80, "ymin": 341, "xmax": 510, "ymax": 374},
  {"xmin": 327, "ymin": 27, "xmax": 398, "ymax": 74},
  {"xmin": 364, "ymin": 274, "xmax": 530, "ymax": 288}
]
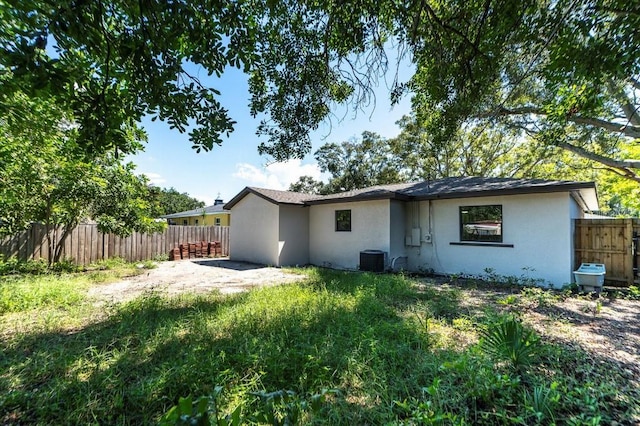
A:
[{"xmin": 162, "ymin": 198, "xmax": 230, "ymax": 226}]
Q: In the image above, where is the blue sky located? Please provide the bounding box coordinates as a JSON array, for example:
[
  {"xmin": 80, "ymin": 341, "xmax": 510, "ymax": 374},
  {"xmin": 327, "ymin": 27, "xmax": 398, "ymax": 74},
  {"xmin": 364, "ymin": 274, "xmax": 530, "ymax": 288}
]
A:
[{"xmin": 128, "ymin": 61, "xmax": 414, "ymax": 206}]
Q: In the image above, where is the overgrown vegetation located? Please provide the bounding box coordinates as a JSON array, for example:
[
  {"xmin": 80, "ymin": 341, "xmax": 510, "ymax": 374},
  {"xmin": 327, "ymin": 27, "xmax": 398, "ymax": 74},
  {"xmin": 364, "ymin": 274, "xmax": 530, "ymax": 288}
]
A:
[
  {"xmin": 0, "ymin": 257, "xmax": 153, "ymax": 314},
  {"xmin": 1, "ymin": 266, "xmax": 638, "ymax": 424}
]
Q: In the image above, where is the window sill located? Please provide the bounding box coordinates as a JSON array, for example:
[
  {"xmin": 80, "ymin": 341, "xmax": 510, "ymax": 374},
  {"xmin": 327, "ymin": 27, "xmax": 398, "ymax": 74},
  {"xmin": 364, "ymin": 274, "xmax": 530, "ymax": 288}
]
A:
[{"xmin": 449, "ymin": 241, "xmax": 514, "ymax": 248}]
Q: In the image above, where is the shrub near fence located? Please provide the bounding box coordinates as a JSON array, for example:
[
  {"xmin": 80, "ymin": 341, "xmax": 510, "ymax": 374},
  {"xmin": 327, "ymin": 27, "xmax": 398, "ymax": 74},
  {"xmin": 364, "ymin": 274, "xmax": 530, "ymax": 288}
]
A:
[{"xmin": 0, "ymin": 224, "xmax": 229, "ymax": 265}]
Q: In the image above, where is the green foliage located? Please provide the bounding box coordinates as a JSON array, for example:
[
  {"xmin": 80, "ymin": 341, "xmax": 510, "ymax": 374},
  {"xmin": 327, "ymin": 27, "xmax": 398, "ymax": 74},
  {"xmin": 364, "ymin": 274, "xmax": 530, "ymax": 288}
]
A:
[
  {"xmin": 0, "ymin": 258, "xmax": 163, "ymax": 314},
  {"xmin": 249, "ymin": 388, "xmax": 340, "ymax": 425},
  {"xmin": 91, "ymin": 162, "xmax": 167, "ymax": 237},
  {"xmin": 0, "ymin": 256, "xmax": 48, "ymax": 275},
  {"xmin": 627, "ymin": 286, "xmax": 640, "ymax": 300},
  {"xmin": 148, "ymin": 187, "xmax": 206, "ymax": 217},
  {"xmin": 395, "ymin": 378, "xmax": 468, "ymax": 425},
  {"xmin": 404, "ymin": 0, "xmax": 640, "ymax": 184},
  {"xmin": 49, "ymin": 258, "xmax": 81, "ymax": 274},
  {"xmin": 290, "ymin": 131, "xmax": 404, "ymax": 194},
  {"xmin": 1, "ymin": 268, "xmax": 638, "ymax": 424},
  {"xmin": 159, "ymin": 388, "xmax": 242, "ymax": 426},
  {"xmin": 519, "ymin": 287, "xmax": 559, "ymax": 309},
  {"xmin": 288, "ymin": 176, "xmax": 326, "ymax": 195},
  {"xmin": 1, "ymin": 0, "xmax": 384, "ymax": 159},
  {"xmin": 0, "ymin": 92, "xmax": 164, "ymax": 263},
  {"xmin": 139, "ymin": 260, "xmax": 158, "ymax": 270},
  {"xmin": 0, "ymin": 273, "xmax": 88, "ymax": 314},
  {"xmin": 390, "ymin": 115, "xmax": 538, "ymax": 181},
  {"xmin": 160, "ymin": 387, "xmax": 339, "ymax": 426},
  {"xmin": 289, "ymin": 122, "xmax": 549, "ymax": 194},
  {"xmin": 3, "ymin": 0, "xmax": 640, "ymax": 183},
  {"xmin": 1, "ymin": 0, "xmax": 239, "ymax": 154},
  {"xmin": 479, "ymin": 316, "xmax": 540, "ymax": 371},
  {"xmin": 524, "ymin": 383, "xmax": 560, "ymax": 425}
]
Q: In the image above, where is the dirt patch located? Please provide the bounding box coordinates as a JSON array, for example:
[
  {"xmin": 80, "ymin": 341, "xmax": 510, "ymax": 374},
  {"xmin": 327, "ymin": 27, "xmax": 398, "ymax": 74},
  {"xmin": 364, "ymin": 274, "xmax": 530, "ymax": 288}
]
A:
[
  {"xmin": 418, "ymin": 278, "xmax": 640, "ymax": 391},
  {"xmin": 88, "ymin": 258, "xmax": 305, "ymax": 303},
  {"xmin": 526, "ymin": 296, "xmax": 640, "ymax": 377}
]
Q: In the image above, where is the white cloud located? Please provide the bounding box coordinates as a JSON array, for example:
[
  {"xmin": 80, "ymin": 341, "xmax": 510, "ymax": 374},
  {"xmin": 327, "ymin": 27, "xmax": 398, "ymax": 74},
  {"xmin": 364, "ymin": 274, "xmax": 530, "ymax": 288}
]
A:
[
  {"xmin": 193, "ymin": 194, "xmax": 215, "ymax": 206},
  {"xmin": 233, "ymin": 159, "xmax": 323, "ymax": 190},
  {"xmin": 141, "ymin": 172, "xmax": 166, "ymax": 185}
]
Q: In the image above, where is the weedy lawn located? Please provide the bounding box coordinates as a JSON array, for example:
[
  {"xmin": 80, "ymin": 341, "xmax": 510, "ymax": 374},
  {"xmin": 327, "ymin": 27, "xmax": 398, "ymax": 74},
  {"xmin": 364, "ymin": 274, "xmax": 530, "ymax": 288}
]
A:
[{"xmin": 1, "ymin": 262, "xmax": 638, "ymax": 425}]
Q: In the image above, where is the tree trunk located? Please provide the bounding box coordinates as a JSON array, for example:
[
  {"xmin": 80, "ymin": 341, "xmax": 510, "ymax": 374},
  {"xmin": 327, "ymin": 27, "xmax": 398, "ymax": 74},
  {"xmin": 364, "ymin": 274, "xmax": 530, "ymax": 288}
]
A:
[{"xmin": 52, "ymin": 223, "xmax": 76, "ymax": 264}]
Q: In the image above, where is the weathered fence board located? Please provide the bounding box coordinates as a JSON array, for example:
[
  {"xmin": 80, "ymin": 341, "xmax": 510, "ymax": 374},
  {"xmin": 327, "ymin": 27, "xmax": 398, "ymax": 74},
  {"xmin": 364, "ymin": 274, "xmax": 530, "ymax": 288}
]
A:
[
  {"xmin": 0, "ymin": 224, "xmax": 230, "ymax": 265},
  {"xmin": 575, "ymin": 218, "xmax": 640, "ymax": 287}
]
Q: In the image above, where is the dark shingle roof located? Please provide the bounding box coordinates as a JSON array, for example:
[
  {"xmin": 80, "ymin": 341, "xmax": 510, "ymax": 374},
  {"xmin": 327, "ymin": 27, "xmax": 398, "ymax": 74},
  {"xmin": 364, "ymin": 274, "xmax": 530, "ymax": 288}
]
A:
[
  {"xmin": 224, "ymin": 187, "xmax": 316, "ymax": 209},
  {"xmin": 400, "ymin": 177, "xmax": 592, "ymax": 198},
  {"xmin": 305, "ymin": 177, "xmax": 595, "ymax": 204},
  {"xmin": 248, "ymin": 187, "xmax": 316, "ymax": 204},
  {"xmin": 162, "ymin": 203, "xmax": 229, "ymax": 219},
  {"xmin": 225, "ymin": 177, "xmax": 598, "ymax": 210}
]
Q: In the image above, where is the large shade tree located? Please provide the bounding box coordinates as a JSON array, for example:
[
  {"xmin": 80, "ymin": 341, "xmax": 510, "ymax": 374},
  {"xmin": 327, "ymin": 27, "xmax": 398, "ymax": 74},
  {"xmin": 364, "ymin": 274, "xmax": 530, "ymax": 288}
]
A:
[
  {"xmin": 408, "ymin": 0, "xmax": 640, "ymax": 182},
  {"xmin": 290, "ymin": 125, "xmax": 540, "ymax": 194},
  {"xmin": 2, "ymin": 0, "xmax": 638, "ymax": 181},
  {"xmin": 291, "ymin": 115, "xmax": 640, "ymax": 215},
  {"xmin": 0, "ymin": 92, "xmax": 164, "ymax": 264}
]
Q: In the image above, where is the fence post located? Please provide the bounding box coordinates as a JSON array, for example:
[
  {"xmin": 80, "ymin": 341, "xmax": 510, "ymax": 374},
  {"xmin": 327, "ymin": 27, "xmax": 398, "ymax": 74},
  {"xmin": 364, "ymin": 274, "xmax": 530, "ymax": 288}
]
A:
[{"xmin": 626, "ymin": 219, "xmax": 634, "ymax": 286}]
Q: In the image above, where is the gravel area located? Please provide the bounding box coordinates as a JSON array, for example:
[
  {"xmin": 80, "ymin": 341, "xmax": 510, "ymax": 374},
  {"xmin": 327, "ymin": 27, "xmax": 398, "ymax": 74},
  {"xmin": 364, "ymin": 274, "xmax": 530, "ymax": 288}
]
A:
[{"xmin": 88, "ymin": 258, "xmax": 306, "ymax": 303}]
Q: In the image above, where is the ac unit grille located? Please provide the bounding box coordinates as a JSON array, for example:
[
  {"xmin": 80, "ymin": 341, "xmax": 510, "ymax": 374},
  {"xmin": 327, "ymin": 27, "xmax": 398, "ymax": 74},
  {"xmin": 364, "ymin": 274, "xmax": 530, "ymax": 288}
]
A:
[{"xmin": 360, "ymin": 250, "xmax": 385, "ymax": 273}]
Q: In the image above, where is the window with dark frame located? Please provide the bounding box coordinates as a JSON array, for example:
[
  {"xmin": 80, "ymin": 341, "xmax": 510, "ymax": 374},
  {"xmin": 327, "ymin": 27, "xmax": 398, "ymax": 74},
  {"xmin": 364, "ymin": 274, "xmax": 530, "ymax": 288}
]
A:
[
  {"xmin": 215, "ymin": 217, "xmax": 221, "ymax": 226},
  {"xmin": 335, "ymin": 210, "xmax": 351, "ymax": 232},
  {"xmin": 182, "ymin": 219, "xmax": 188, "ymax": 225},
  {"xmin": 460, "ymin": 205, "xmax": 503, "ymax": 242}
]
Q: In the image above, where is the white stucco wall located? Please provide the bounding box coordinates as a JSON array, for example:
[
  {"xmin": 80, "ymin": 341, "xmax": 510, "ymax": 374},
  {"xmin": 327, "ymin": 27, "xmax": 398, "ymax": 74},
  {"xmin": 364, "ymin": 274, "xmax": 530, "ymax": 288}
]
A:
[
  {"xmin": 278, "ymin": 205, "xmax": 310, "ymax": 266},
  {"xmin": 569, "ymin": 195, "xmax": 586, "ymax": 275},
  {"xmin": 309, "ymin": 200, "xmax": 391, "ymax": 270},
  {"xmin": 406, "ymin": 193, "xmax": 575, "ymax": 288},
  {"xmin": 389, "ymin": 200, "xmax": 407, "ymax": 263},
  {"xmin": 229, "ymin": 194, "xmax": 280, "ymax": 266}
]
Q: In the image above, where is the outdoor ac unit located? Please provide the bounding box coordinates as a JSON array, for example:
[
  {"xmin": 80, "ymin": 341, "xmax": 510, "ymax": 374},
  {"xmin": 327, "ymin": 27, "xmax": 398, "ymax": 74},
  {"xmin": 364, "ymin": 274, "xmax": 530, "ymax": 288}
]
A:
[{"xmin": 360, "ymin": 250, "xmax": 386, "ymax": 273}]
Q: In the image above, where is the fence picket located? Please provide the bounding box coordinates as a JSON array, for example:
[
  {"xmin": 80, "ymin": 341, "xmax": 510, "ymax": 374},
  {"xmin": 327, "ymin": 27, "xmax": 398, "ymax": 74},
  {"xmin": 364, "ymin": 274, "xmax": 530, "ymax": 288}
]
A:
[
  {"xmin": 575, "ymin": 219, "xmax": 639, "ymax": 286},
  {"xmin": 1, "ymin": 224, "xmax": 230, "ymax": 265}
]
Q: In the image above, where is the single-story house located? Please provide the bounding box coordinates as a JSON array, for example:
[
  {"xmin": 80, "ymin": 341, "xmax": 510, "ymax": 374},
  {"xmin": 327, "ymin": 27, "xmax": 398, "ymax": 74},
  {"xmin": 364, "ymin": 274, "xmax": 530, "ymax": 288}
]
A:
[
  {"xmin": 162, "ymin": 197, "xmax": 231, "ymax": 226},
  {"xmin": 224, "ymin": 177, "xmax": 599, "ymax": 288}
]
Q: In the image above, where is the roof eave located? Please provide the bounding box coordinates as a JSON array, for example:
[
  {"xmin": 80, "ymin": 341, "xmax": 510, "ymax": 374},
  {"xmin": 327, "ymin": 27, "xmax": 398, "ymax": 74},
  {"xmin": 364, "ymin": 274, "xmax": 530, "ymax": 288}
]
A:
[
  {"xmin": 413, "ymin": 182, "xmax": 597, "ymax": 201},
  {"xmin": 224, "ymin": 187, "xmax": 254, "ymax": 210},
  {"xmin": 305, "ymin": 192, "xmax": 411, "ymax": 205},
  {"xmin": 163, "ymin": 211, "xmax": 230, "ymax": 219},
  {"xmin": 571, "ymin": 186, "xmax": 599, "ymax": 211},
  {"xmin": 224, "ymin": 187, "xmax": 307, "ymax": 210}
]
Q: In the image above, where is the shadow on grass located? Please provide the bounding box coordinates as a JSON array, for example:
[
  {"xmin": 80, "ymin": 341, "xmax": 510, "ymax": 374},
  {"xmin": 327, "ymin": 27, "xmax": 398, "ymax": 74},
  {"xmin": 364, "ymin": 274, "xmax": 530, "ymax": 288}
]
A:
[
  {"xmin": 4, "ymin": 269, "xmax": 637, "ymax": 424},
  {"xmin": 0, "ymin": 271, "xmax": 451, "ymax": 425}
]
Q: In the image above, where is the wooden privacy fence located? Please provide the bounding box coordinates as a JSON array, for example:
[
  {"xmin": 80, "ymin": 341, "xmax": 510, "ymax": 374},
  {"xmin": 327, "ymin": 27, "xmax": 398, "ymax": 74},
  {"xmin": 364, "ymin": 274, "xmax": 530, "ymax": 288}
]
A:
[
  {"xmin": 574, "ymin": 219, "xmax": 640, "ymax": 287},
  {"xmin": 0, "ymin": 224, "xmax": 230, "ymax": 265}
]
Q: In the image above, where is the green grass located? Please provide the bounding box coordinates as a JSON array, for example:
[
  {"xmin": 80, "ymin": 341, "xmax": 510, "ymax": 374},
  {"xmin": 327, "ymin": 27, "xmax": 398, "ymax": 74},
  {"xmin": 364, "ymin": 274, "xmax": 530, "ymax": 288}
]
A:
[
  {"xmin": 0, "ymin": 257, "xmax": 151, "ymax": 315},
  {"xmin": 0, "ymin": 273, "xmax": 88, "ymax": 314},
  {"xmin": 1, "ymin": 266, "xmax": 638, "ymax": 424}
]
